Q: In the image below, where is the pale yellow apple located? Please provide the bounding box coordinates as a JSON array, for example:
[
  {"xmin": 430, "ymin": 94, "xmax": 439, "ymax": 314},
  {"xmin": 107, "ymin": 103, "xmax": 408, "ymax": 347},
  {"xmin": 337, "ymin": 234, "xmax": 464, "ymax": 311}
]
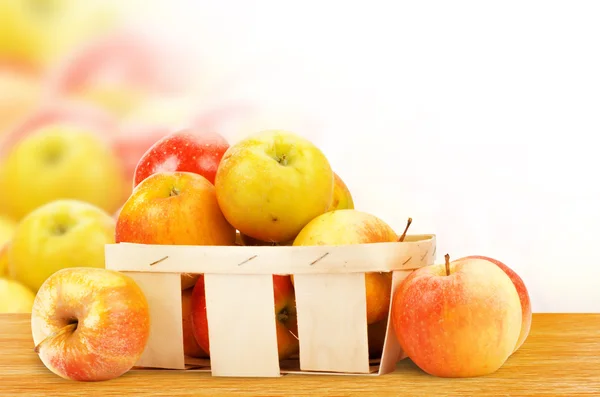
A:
[
  {"xmin": 293, "ymin": 209, "xmax": 398, "ymax": 325},
  {"xmin": 0, "ymin": 125, "xmax": 127, "ymax": 220},
  {"xmin": 8, "ymin": 199, "xmax": 116, "ymax": 292},
  {"xmin": 327, "ymin": 172, "xmax": 354, "ymax": 211},
  {"xmin": 0, "ymin": 277, "xmax": 35, "ymax": 313},
  {"xmin": 215, "ymin": 130, "xmax": 334, "ymax": 243}
]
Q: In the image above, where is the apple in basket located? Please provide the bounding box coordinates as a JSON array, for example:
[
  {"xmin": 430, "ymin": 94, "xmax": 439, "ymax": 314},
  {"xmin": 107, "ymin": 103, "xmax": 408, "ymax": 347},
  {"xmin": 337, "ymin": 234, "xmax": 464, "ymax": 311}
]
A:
[
  {"xmin": 292, "ymin": 210, "xmax": 412, "ymax": 326},
  {"xmin": 133, "ymin": 129, "xmax": 230, "ymax": 187},
  {"xmin": 214, "ymin": 129, "xmax": 334, "ymax": 243},
  {"xmin": 190, "ymin": 275, "xmax": 300, "ymax": 360}
]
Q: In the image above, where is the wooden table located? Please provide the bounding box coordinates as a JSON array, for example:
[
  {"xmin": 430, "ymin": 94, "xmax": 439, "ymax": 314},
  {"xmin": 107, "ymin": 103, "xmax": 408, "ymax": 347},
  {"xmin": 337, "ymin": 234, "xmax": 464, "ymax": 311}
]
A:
[{"xmin": 1, "ymin": 313, "xmax": 598, "ymax": 396}]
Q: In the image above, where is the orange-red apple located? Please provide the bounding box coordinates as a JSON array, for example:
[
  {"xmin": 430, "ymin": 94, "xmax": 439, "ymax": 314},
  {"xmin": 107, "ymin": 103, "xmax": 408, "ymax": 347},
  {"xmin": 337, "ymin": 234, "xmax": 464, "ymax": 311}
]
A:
[
  {"xmin": 453, "ymin": 255, "xmax": 532, "ymax": 353},
  {"xmin": 116, "ymin": 171, "xmax": 235, "ymax": 246},
  {"xmin": 31, "ymin": 267, "xmax": 150, "ymax": 381},
  {"xmin": 190, "ymin": 275, "xmax": 299, "ymax": 360},
  {"xmin": 215, "ymin": 130, "xmax": 333, "ymax": 243},
  {"xmin": 293, "ymin": 209, "xmax": 397, "ymax": 325},
  {"xmin": 181, "ymin": 287, "xmax": 208, "ymax": 358},
  {"xmin": 327, "ymin": 172, "xmax": 354, "ymax": 211},
  {"xmin": 391, "ymin": 254, "xmax": 522, "ymax": 378}
]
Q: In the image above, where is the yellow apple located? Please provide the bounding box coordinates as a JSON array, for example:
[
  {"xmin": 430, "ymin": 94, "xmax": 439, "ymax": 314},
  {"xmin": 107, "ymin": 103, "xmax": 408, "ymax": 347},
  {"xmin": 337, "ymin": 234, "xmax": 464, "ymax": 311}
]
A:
[
  {"xmin": 327, "ymin": 172, "xmax": 354, "ymax": 211},
  {"xmin": 0, "ymin": 277, "xmax": 35, "ymax": 313},
  {"xmin": 215, "ymin": 130, "xmax": 334, "ymax": 243},
  {"xmin": 8, "ymin": 199, "xmax": 116, "ymax": 292},
  {"xmin": 0, "ymin": 124, "xmax": 127, "ymax": 220},
  {"xmin": 293, "ymin": 209, "xmax": 399, "ymax": 325}
]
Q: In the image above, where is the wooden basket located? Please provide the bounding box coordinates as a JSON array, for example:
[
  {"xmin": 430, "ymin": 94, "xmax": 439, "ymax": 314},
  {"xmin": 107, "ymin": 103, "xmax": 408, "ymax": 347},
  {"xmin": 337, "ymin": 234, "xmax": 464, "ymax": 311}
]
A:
[{"xmin": 104, "ymin": 233, "xmax": 436, "ymax": 377}]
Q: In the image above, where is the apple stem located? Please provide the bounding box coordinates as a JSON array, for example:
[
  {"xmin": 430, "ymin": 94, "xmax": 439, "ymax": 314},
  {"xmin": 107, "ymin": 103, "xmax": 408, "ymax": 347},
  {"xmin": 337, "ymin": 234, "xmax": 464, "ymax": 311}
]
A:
[
  {"xmin": 398, "ymin": 217, "xmax": 413, "ymax": 242},
  {"xmin": 33, "ymin": 322, "xmax": 78, "ymax": 354},
  {"xmin": 445, "ymin": 254, "xmax": 451, "ymax": 276}
]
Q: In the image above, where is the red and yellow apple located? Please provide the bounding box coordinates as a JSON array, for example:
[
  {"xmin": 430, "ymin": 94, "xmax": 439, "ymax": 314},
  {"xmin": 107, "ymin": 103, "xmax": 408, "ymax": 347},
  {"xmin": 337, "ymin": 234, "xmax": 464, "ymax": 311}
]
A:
[
  {"xmin": 391, "ymin": 254, "xmax": 522, "ymax": 378},
  {"xmin": 292, "ymin": 209, "xmax": 397, "ymax": 325},
  {"xmin": 8, "ymin": 199, "xmax": 116, "ymax": 292},
  {"xmin": 453, "ymin": 255, "xmax": 532, "ymax": 353},
  {"xmin": 0, "ymin": 124, "xmax": 127, "ymax": 220},
  {"xmin": 0, "ymin": 277, "xmax": 35, "ymax": 313},
  {"xmin": 133, "ymin": 129, "xmax": 229, "ymax": 187},
  {"xmin": 215, "ymin": 130, "xmax": 334, "ymax": 243},
  {"xmin": 0, "ymin": 65, "xmax": 41, "ymax": 137},
  {"xmin": 190, "ymin": 275, "xmax": 299, "ymax": 360},
  {"xmin": 116, "ymin": 171, "xmax": 235, "ymax": 246},
  {"xmin": 181, "ymin": 287, "xmax": 208, "ymax": 358},
  {"xmin": 327, "ymin": 172, "xmax": 354, "ymax": 211},
  {"xmin": 31, "ymin": 267, "xmax": 150, "ymax": 381}
]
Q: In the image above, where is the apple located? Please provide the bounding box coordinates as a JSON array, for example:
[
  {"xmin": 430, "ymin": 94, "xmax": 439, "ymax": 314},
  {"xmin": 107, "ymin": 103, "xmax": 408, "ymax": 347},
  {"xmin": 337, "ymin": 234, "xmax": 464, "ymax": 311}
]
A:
[
  {"xmin": 45, "ymin": 30, "xmax": 193, "ymax": 118},
  {"xmin": 215, "ymin": 130, "xmax": 334, "ymax": 243},
  {"xmin": 327, "ymin": 172, "xmax": 354, "ymax": 211},
  {"xmin": 239, "ymin": 233, "xmax": 293, "ymax": 247},
  {"xmin": 0, "ymin": 125, "xmax": 127, "ymax": 220},
  {"xmin": 190, "ymin": 275, "xmax": 299, "ymax": 360},
  {"xmin": 8, "ymin": 199, "xmax": 116, "ymax": 292},
  {"xmin": 0, "ymin": 99, "xmax": 119, "ymax": 159},
  {"xmin": 368, "ymin": 317, "xmax": 389, "ymax": 359},
  {"xmin": 133, "ymin": 129, "xmax": 230, "ymax": 187},
  {"xmin": 391, "ymin": 254, "xmax": 522, "ymax": 378},
  {"xmin": 181, "ymin": 287, "xmax": 208, "ymax": 358},
  {"xmin": 116, "ymin": 171, "xmax": 236, "ymax": 246},
  {"xmin": 453, "ymin": 255, "xmax": 532, "ymax": 353},
  {"xmin": 31, "ymin": 267, "xmax": 150, "ymax": 381},
  {"xmin": 0, "ymin": 277, "xmax": 35, "ymax": 313},
  {"xmin": 292, "ymin": 209, "xmax": 401, "ymax": 325}
]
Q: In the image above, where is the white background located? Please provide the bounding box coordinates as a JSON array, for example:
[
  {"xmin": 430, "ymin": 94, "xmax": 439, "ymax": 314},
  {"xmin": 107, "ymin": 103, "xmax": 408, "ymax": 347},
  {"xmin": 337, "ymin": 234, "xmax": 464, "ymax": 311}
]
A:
[{"xmin": 122, "ymin": 1, "xmax": 600, "ymax": 312}]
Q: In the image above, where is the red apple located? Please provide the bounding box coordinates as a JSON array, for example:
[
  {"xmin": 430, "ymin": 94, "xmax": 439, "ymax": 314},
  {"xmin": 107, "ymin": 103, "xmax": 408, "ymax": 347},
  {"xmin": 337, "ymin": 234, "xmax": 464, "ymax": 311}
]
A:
[
  {"xmin": 133, "ymin": 129, "xmax": 229, "ymax": 188},
  {"xmin": 190, "ymin": 275, "xmax": 299, "ymax": 360},
  {"xmin": 391, "ymin": 254, "xmax": 523, "ymax": 378},
  {"xmin": 453, "ymin": 255, "xmax": 532, "ymax": 352},
  {"xmin": 181, "ymin": 287, "xmax": 208, "ymax": 358},
  {"xmin": 31, "ymin": 267, "xmax": 150, "ymax": 381},
  {"xmin": 115, "ymin": 171, "xmax": 236, "ymax": 246}
]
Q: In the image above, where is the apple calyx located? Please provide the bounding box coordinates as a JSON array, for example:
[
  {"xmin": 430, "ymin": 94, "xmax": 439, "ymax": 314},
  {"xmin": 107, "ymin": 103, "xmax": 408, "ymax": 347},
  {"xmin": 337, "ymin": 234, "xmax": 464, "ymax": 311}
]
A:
[
  {"xmin": 170, "ymin": 187, "xmax": 180, "ymax": 197},
  {"xmin": 276, "ymin": 154, "xmax": 288, "ymax": 166},
  {"xmin": 444, "ymin": 253, "xmax": 451, "ymax": 276},
  {"xmin": 33, "ymin": 322, "xmax": 78, "ymax": 354},
  {"xmin": 398, "ymin": 217, "xmax": 413, "ymax": 242},
  {"xmin": 277, "ymin": 308, "xmax": 290, "ymax": 323}
]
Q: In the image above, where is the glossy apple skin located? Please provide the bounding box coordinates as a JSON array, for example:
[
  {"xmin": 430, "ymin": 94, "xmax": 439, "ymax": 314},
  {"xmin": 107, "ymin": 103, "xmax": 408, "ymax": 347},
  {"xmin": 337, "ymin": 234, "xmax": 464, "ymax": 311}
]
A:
[
  {"xmin": 190, "ymin": 275, "xmax": 299, "ymax": 360},
  {"xmin": 133, "ymin": 129, "xmax": 229, "ymax": 187},
  {"xmin": 31, "ymin": 267, "xmax": 150, "ymax": 381},
  {"xmin": 215, "ymin": 130, "xmax": 333, "ymax": 243},
  {"xmin": 327, "ymin": 172, "xmax": 354, "ymax": 211},
  {"xmin": 391, "ymin": 259, "xmax": 522, "ymax": 378},
  {"xmin": 115, "ymin": 171, "xmax": 235, "ymax": 246},
  {"xmin": 454, "ymin": 255, "xmax": 532, "ymax": 353},
  {"xmin": 293, "ymin": 209, "xmax": 397, "ymax": 325}
]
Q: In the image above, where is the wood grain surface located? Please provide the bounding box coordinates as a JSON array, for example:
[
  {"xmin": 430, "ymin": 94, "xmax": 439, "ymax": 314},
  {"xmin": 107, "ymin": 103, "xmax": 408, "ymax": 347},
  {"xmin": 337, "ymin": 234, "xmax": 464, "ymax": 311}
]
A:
[{"xmin": 1, "ymin": 313, "xmax": 598, "ymax": 396}]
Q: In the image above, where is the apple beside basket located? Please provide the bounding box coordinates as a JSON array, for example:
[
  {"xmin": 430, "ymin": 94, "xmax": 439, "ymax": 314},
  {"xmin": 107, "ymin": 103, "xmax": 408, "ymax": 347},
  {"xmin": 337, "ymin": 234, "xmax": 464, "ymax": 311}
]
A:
[{"xmin": 104, "ymin": 233, "xmax": 436, "ymax": 377}]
